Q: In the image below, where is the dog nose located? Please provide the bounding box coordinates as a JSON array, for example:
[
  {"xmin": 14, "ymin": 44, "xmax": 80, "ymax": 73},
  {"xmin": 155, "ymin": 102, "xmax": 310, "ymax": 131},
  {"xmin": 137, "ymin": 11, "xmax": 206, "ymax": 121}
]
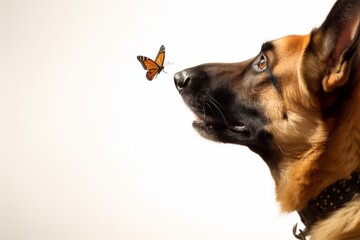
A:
[{"xmin": 174, "ymin": 71, "xmax": 190, "ymax": 91}]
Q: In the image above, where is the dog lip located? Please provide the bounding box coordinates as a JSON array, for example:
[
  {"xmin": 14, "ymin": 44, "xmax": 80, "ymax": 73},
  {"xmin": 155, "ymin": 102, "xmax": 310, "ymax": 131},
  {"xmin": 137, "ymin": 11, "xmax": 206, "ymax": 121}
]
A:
[
  {"xmin": 192, "ymin": 119, "xmax": 247, "ymax": 132},
  {"xmin": 229, "ymin": 125, "xmax": 247, "ymax": 132},
  {"xmin": 192, "ymin": 120, "xmax": 225, "ymax": 130}
]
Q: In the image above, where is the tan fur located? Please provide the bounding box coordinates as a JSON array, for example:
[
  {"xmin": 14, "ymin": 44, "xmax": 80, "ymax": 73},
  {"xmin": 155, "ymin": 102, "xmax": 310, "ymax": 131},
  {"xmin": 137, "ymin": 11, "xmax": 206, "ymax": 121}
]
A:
[
  {"xmin": 261, "ymin": 35, "xmax": 331, "ymax": 211},
  {"xmin": 255, "ymin": 25, "xmax": 360, "ymax": 204},
  {"xmin": 258, "ymin": 6, "xmax": 360, "ymax": 237}
]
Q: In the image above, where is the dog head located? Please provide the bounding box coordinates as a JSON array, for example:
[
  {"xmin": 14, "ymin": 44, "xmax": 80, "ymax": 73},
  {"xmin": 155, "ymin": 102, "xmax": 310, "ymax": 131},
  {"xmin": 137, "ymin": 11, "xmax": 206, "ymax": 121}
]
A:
[{"xmin": 174, "ymin": 0, "xmax": 360, "ymax": 211}]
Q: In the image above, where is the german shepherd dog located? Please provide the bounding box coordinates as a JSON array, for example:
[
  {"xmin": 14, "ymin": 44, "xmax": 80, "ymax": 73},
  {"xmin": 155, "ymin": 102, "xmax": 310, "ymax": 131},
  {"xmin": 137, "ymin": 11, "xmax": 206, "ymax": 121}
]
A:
[{"xmin": 174, "ymin": 0, "xmax": 360, "ymax": 239}]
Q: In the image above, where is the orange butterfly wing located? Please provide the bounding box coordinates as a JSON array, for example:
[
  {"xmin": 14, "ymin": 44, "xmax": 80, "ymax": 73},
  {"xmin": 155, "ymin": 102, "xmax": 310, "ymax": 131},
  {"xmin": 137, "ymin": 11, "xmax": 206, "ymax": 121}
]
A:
[
  {"xmin": 155, "ymin": 45, "xmax": 165, "ymax": 67},
  {"xmin": 137, "ymin": 45, "xmax": 165, "ymax": 81},
  {"xmin": 146, "ymin": 68, "xmax": 159, "ymax": 81}
]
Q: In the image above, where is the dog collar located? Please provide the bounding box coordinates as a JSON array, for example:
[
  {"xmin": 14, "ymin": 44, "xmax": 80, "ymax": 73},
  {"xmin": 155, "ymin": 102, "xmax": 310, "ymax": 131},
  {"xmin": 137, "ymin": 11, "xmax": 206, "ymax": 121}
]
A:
[{"xmin": 294, "ymin": 169, "xmax": 360, "ymax": 239}]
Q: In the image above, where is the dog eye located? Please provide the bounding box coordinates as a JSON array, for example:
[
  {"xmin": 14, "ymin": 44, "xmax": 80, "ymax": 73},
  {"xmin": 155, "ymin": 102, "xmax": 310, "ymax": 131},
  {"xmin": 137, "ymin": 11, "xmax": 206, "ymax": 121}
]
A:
[{"xmin": 254, "ymin": 55, "xmax": 267, "ymax": 72}]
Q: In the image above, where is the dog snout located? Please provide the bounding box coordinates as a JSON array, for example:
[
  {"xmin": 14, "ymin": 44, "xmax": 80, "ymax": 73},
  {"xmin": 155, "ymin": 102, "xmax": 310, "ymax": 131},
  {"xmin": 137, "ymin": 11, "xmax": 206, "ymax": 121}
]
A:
[{"xmin": 174, "ymin": 70, "xmax": 191, "ymax": 91}]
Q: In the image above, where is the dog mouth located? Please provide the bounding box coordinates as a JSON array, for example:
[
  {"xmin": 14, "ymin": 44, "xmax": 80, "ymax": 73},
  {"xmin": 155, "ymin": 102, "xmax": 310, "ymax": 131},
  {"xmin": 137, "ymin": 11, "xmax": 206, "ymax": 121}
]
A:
[{"xmin": 192, "ymin": 115, "xmax": 248, "ymax": 133}]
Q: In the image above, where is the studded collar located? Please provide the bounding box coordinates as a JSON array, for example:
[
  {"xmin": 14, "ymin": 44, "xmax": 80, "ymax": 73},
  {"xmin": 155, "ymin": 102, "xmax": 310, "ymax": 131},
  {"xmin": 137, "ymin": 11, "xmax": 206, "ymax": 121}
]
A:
[{"xmin": 294, "ymin": 168, "xmax": 360, "ymax": 239}]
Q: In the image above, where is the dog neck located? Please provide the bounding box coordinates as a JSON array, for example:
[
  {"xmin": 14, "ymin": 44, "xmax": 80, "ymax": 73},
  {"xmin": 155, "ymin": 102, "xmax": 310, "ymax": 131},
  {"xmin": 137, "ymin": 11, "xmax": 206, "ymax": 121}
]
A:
[{"xmin": 297, "ymin": 168, "xmax": 360, "ymax": 231}]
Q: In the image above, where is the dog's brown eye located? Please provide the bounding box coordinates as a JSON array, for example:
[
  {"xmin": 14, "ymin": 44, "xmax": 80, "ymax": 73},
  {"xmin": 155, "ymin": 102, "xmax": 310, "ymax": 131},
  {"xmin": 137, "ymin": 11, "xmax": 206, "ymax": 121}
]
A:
[{"xmin": 257, "ymin": 55, "xmax": 267, "ymax": 71}]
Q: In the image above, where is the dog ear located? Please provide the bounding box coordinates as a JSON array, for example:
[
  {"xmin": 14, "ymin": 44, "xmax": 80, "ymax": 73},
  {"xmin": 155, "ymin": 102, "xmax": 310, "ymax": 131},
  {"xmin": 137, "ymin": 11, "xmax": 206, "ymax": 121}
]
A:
[{"xmin": 301, "ymin": 0, "xmax": 360, "ymax": 93}]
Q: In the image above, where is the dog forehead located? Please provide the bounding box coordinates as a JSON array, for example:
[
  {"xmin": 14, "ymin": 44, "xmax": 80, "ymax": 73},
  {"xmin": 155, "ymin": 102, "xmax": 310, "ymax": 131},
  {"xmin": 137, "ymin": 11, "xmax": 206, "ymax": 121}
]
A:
[{"xmin": 271, "ymin": 34, "xmax": 311, "ymax": 56}]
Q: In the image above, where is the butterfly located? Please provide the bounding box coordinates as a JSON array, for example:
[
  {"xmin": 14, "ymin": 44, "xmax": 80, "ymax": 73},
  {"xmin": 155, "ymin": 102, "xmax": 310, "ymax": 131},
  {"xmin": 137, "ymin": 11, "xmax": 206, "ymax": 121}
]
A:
[{"xmin": 137, "ymin": 45, "xmax": 166, "ymax": 81}]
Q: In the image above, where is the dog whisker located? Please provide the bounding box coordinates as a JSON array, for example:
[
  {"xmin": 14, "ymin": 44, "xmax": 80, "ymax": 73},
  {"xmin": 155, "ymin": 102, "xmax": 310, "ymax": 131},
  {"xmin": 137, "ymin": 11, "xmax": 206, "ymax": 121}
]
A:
[
  {"xmin": 209, "ymin": 96, "xmax": 229, "ymax": 127},
  {"xmin": 205, "ymin": 102, "xmax": 216, "ymax": 118},
  {"xmin": 202, "ymin": 105, "xmax": 207, "ymax": 120}
]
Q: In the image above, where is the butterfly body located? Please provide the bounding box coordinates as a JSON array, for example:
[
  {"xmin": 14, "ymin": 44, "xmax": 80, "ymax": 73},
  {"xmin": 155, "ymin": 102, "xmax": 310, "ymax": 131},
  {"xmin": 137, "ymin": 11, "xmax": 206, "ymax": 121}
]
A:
[{"xmin": 137, "ymin": 45, "xmax": 165, "ymax": 81}]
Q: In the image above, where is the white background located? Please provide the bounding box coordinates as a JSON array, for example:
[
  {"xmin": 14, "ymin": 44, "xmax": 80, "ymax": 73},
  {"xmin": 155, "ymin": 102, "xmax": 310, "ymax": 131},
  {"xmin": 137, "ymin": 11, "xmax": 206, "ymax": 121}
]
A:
[{"xmin": 1, "ymin": 0, "xmax": 336, "ymax": 239}]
